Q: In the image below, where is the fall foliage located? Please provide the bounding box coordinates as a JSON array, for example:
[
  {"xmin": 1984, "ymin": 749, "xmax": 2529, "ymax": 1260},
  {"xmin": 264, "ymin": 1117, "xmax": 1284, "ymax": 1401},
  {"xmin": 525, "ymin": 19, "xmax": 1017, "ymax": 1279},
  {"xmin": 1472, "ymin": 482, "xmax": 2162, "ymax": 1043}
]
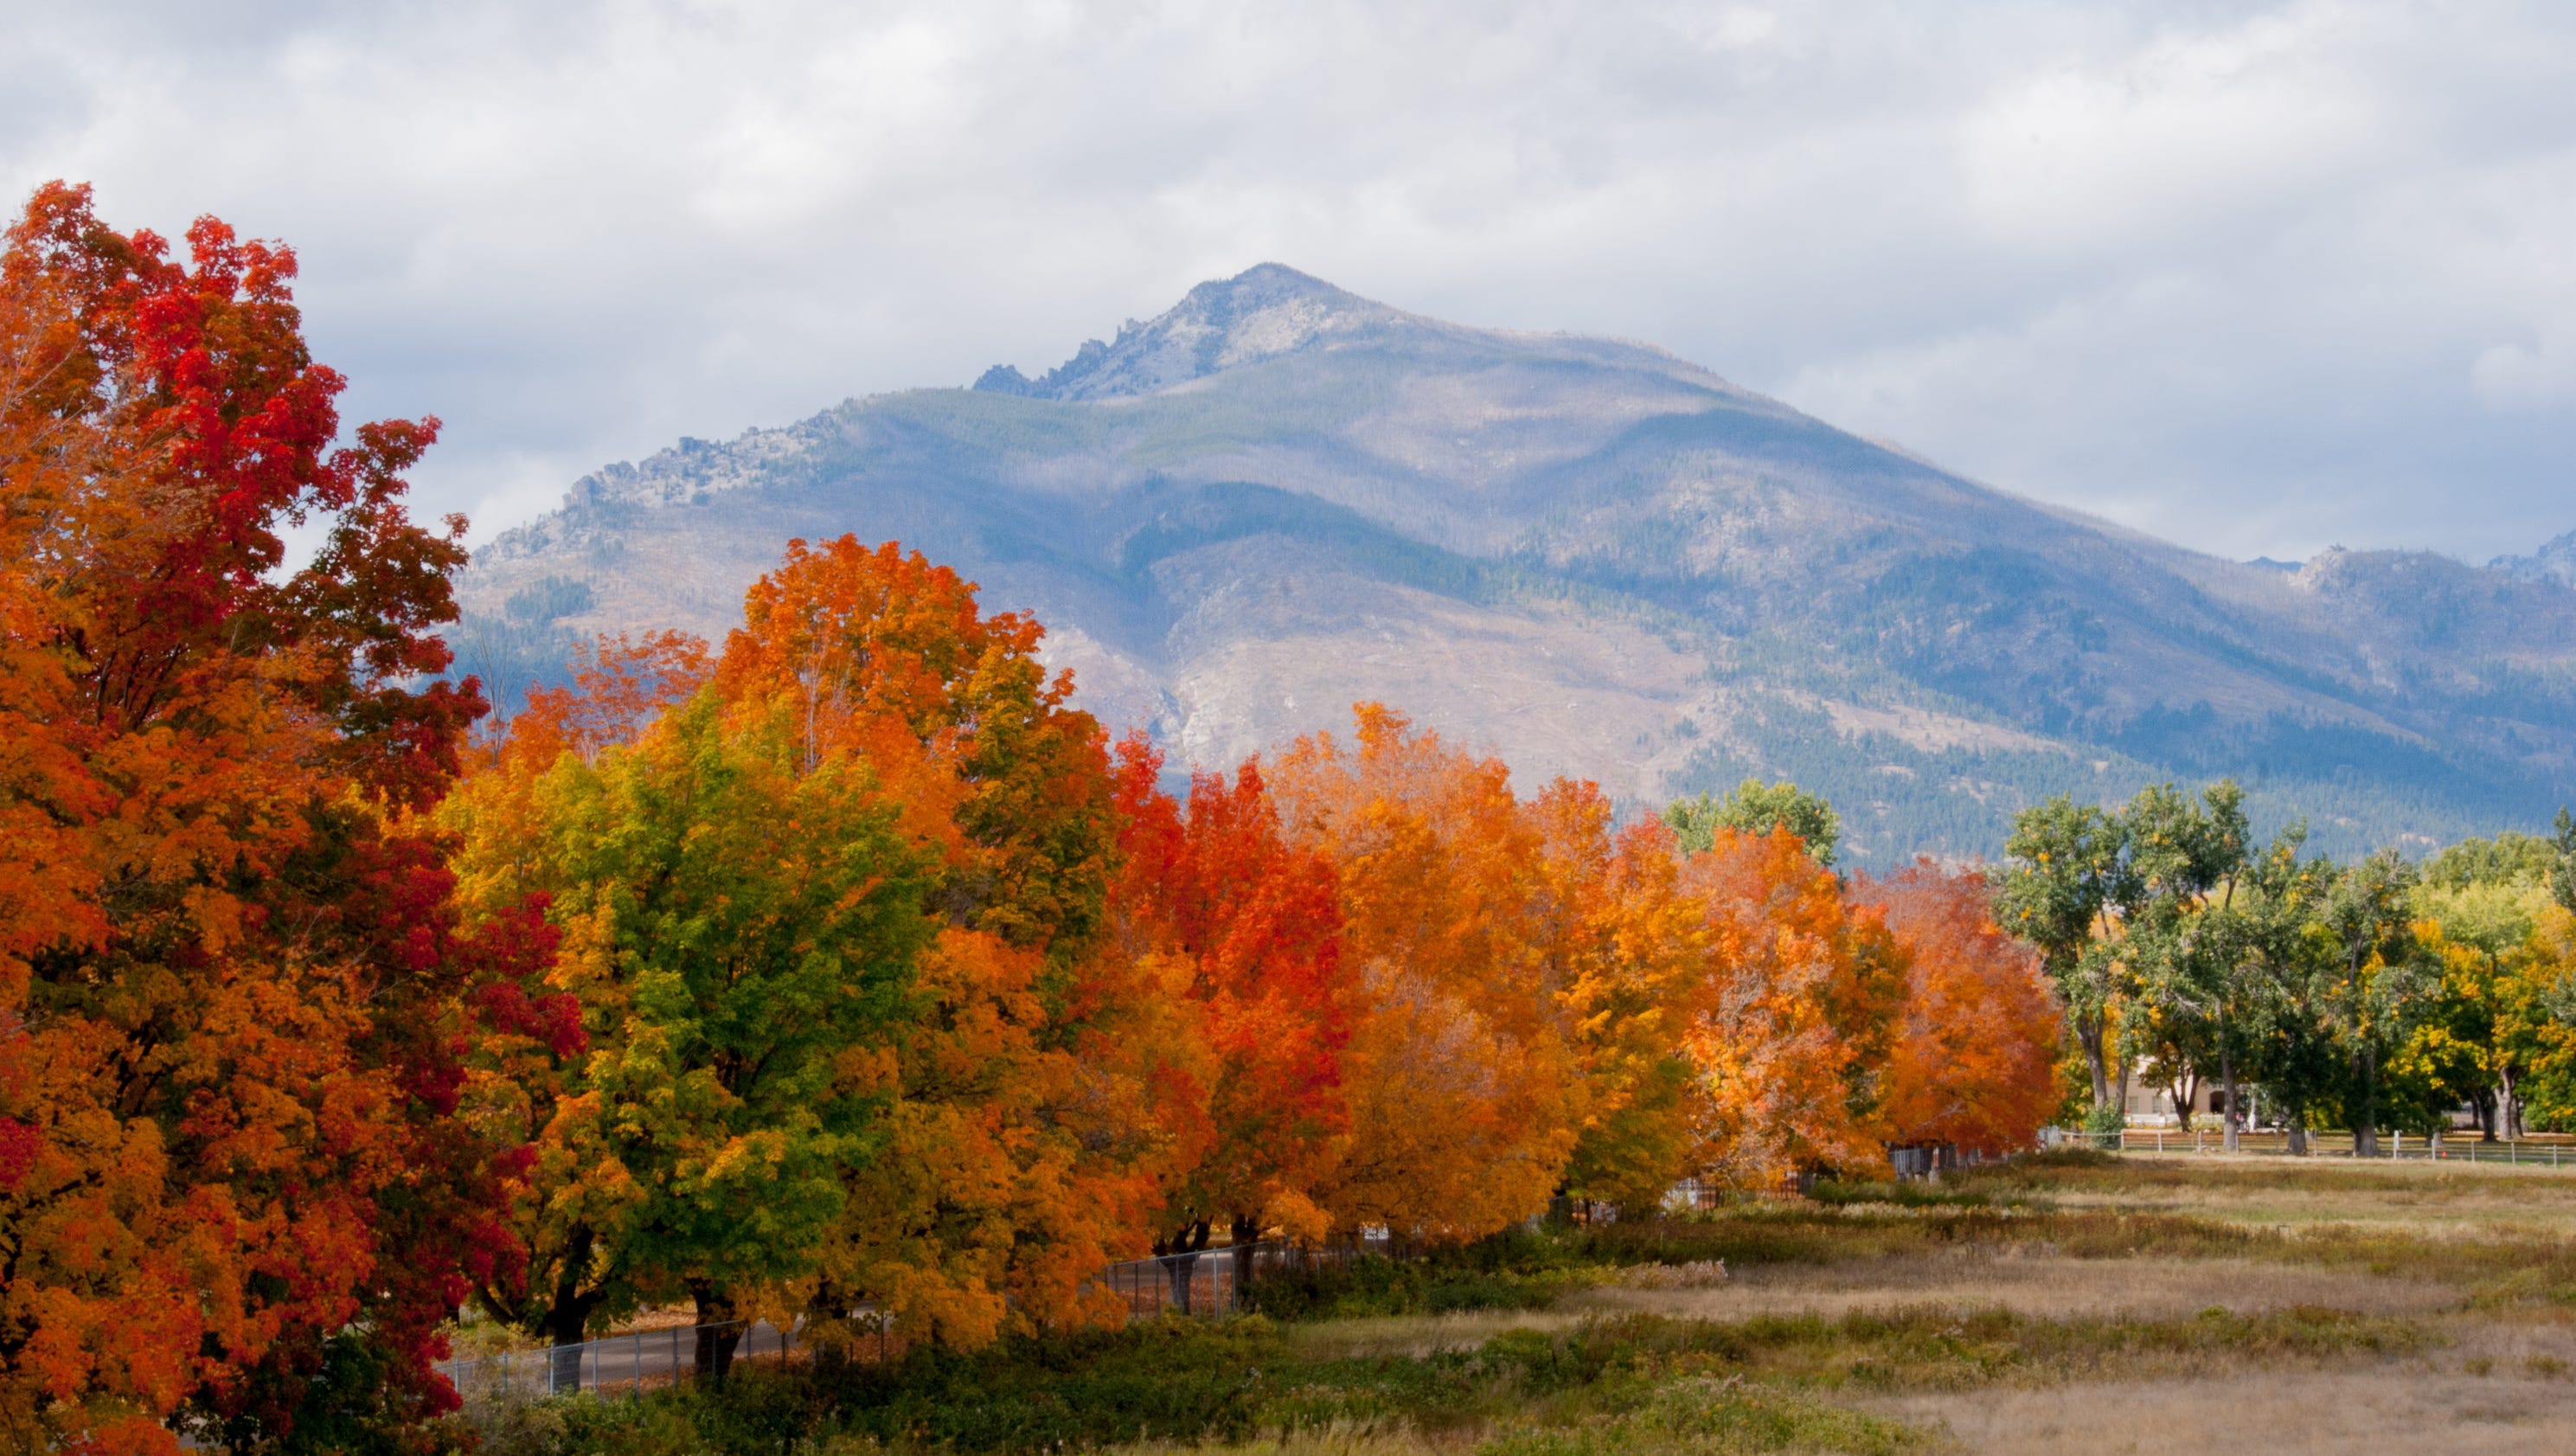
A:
[
  {"xmin": 1855, "ymin": 862, "xmax": 2061, "ymax": 1154},
  {"xmin": 0, "ymin": 183, "xmax": 528, "ymax": 1453},
  {"xmin": 1111, "ymin": 735, "xmax": 1351, "ymax": 1250},
  {"xmin": 1678, "ymin": 828, "xmax": 1906, "ymax": 1188},
  {"xmin": 1, "ymin": 180, "xmax": 2079, "ymax": 1450},
  {"xmin": 1265, "ymin": 707, "xmax": 1582, "ymax": 1241}
]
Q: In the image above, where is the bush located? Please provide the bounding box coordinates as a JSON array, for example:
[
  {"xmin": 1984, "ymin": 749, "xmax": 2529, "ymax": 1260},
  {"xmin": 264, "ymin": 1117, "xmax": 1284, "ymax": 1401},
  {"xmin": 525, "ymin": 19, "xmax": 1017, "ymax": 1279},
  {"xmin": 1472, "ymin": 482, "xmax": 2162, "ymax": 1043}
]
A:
[
  {"xmin": 1239, "ymin": 1250, "xmax": 1578, "ymax": 1321},
  {"xmin": 1807, "ymin": 1178, "xmax": 1991, "ymax": 1209}
]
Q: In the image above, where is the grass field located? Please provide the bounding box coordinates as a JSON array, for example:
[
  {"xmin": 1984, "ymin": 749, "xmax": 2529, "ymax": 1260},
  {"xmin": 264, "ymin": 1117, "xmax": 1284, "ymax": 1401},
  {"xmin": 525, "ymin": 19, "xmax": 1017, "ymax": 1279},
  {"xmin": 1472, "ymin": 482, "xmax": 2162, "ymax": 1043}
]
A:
[{"xmin": 458, "ymin": 1151, "xmax": 2576, "ymax": 1456}]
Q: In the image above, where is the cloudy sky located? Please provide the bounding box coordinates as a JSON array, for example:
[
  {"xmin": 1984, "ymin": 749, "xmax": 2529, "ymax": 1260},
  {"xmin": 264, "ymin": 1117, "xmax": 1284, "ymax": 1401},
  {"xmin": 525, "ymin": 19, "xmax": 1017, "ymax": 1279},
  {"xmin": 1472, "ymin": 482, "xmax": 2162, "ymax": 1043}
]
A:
[{"xmin": 7, "ymin": 0, "xmax": 2574, "ymax": 565}]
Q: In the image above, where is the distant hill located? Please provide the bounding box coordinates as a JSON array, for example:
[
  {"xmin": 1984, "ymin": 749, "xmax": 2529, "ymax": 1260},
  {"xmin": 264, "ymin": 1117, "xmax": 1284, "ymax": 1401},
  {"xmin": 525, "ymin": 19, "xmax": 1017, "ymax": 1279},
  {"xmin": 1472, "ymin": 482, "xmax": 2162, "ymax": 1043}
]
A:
[{"xmin": 452, "ymin": 265, "xmax": 2576, "ymax": 863}]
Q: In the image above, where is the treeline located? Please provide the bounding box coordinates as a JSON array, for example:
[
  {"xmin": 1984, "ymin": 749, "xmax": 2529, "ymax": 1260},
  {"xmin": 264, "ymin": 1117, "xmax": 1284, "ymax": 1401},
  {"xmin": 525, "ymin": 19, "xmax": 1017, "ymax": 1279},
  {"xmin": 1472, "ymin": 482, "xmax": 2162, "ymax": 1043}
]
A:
[
  {"xmin": 0, "ymin": 188, "xmax": 2064, "ymax": 1453},
  {"xmin": 437, "ymin": 547, "xmax": 2067, "ymax": 1362},
  {"xmin": 1999, "ymin": 781, "xmax": 2576, "ymax": 1150}
]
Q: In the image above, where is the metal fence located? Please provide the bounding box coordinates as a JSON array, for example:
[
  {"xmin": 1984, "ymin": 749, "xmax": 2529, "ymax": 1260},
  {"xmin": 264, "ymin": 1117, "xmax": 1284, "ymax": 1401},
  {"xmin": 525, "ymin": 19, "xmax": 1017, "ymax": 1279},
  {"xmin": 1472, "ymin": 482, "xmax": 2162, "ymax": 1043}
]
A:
[
  {"xmin": 439, "ymin": 1317, "xmax": 803, "ymax": 1403},
  {"xmin": 438, "ymin": 1236, "xmax": 1377, "ymax": 1404},
  {"xmin": 1886, "ymin": 1144, "xmax": 2004, "ymax": 1179},
  {"xmin": 1096, "ymin": 1237, "xmax": 1366, "ymax": 1318},
  {"xmin": 2041, "ymin": 1126, "xmax": 2576, "ymax": 1166}
]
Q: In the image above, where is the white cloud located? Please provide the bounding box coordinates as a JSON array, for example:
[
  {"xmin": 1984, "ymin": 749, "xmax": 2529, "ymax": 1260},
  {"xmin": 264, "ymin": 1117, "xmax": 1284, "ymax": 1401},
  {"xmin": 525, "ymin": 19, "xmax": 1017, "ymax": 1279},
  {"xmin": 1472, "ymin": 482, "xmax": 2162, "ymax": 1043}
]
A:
[
  {"xmin": 2475, "ymin": 336, "xmax": 2576, "ymax": 409},
  {"xmin": 5, "ymin": 0, "xmax": 2575, "ymax": 563}
]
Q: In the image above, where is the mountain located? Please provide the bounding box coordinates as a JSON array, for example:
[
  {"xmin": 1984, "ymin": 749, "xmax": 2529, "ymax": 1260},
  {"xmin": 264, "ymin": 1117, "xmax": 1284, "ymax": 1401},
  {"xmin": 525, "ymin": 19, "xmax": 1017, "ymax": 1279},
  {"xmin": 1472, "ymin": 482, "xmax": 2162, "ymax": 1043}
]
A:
[
  {"xmin": 452, "ymin": 265, "xmax": 2576, "ymax": 863},
  {"xmin": 2495, "ymin": 529, "xmax": 2576, "ymax": 590}
]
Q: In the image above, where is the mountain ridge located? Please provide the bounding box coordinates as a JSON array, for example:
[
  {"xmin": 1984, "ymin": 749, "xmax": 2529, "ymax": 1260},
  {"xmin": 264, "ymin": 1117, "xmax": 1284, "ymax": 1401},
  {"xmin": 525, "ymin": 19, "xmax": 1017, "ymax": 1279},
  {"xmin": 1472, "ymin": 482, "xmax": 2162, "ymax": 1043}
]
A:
[{"xmin": 455, "ymin": 266, "xmax": 2576, "ymax": 863}]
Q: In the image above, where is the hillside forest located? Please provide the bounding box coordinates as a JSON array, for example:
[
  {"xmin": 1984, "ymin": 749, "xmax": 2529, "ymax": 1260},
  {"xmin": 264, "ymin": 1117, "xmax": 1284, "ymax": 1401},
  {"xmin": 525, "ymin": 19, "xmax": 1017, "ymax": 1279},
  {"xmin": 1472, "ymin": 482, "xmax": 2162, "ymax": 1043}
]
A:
[{"xmin": 6, "ymin": 190, "xmax": 2576, "ymax": 1454}]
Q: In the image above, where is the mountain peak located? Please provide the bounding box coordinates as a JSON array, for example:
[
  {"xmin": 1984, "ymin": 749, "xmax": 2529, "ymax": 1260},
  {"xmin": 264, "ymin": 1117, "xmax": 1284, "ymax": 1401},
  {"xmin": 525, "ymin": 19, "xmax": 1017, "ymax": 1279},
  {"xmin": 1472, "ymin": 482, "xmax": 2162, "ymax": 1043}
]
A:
[
  {"xmin": 975, "ymin": 264, "xmax": 1403, "ymax": 401},
  {"xmin": 2491, "ymin": 527, "xmax": 2576, "ymax": 588}
]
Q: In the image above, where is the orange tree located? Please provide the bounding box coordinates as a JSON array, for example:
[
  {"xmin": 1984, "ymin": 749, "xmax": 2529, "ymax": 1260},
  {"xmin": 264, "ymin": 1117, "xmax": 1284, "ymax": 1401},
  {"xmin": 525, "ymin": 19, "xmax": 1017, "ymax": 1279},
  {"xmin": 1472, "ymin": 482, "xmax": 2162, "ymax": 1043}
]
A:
[
  {"xmin": 1853, "ymin": 861, "xmax": 2061, "ymax": 1154},
  {"xmin": 0, "ymin": 183, "xmax": 548, "ymax": 1453},
  {"xmin": 1266, "ymin": 706, "xmax": 1579, "ymax": 1242},
  {"xmin": 1677, "ymin": 828, "xmax": 1904, "ymax": 1187}
]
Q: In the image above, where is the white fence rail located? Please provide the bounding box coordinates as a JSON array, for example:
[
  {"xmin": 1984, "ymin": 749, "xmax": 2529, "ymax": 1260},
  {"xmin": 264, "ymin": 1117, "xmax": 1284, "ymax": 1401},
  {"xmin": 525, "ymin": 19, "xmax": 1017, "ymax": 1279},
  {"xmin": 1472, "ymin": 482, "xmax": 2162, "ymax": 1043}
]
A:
[{"xmin": 2041, "ymin": 1126, "xmax": 2576, "ymax": 1165}]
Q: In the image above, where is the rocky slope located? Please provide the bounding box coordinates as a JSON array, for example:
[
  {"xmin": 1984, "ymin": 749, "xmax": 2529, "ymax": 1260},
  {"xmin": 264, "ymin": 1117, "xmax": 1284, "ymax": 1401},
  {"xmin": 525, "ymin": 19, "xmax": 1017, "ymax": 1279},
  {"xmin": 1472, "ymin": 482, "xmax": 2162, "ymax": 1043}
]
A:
[{"xmin": 453, "ymin": 266, "xmax": 2576, "ymax": 862}]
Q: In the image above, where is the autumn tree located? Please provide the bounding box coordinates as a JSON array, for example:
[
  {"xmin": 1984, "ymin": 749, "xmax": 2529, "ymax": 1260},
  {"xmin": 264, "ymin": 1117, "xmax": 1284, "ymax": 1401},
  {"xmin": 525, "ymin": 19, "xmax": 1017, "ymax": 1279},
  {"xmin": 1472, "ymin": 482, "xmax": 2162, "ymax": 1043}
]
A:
[
  {"xmin": 1111, "ymin": 736, "xmax": 1351, "ymax": 1273},
  {"xmin": 1678, "ymin": 828, "xmax": 1903, "ymax": 1186},
  {"xmin": 1530, "ymin": 784, "xmax": 1712, "ymax": 1212},
  {"xmin": 713, "ymin": 537, "xmax": 1160, "ymax": 1348},
  {"xmin": 2405, "ymin": 843, "xmax": 2561, "ymax": 1140},
  {"xmin": 1266, "ymin": 706, "xmax": 1580, "ymax": 1241},
  {"xmin": 1855, "ymin": 862, "xmax": 2061, "ymax": 1155},
  {"xmin": 0, "ymin": 183, "xmax": 534, "ymax": 1453}
]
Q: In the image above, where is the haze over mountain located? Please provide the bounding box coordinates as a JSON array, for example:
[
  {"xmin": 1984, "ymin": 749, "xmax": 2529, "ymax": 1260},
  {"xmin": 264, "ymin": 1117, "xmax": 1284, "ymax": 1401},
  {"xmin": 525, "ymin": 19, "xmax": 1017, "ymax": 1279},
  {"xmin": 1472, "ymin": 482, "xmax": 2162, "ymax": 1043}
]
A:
[{"xmin": 453, "ymin": 266, "xmax": 2576, "ymax": 863}]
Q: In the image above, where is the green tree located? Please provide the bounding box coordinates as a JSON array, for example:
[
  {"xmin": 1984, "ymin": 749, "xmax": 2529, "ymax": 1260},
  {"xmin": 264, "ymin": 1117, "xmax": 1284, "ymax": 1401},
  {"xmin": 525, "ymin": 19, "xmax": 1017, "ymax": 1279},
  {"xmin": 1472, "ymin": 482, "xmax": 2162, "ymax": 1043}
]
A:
[
  {"xmin": 1996, "ymin": 795, "xmax": 2135, "ymax": 1123},
  {"xmin": 2422, "ymin": 830, "xmax": 2559, "ymax": 892},
  {"xmin": 451, "ymin": 691, "xmax": 933, "ymax": 1379},
  {"xmin": 2122, "ymin": 783, "xmax": 2257, "ymax": 1148},
  {"xmin": 2552, "ymin": 807, "xmax": 2576, "ymax": 914},
  {"xmin": 2234, "ymin": 829, "xmax": 2343, "ymax": 1153},
  {"xmin": 2317, "ymin": 850, "xmax": 2433, "ymax": 1156},
  {"xmin": 1665, "ymin": 779, "xmax": 1842, "ymax": 866}
]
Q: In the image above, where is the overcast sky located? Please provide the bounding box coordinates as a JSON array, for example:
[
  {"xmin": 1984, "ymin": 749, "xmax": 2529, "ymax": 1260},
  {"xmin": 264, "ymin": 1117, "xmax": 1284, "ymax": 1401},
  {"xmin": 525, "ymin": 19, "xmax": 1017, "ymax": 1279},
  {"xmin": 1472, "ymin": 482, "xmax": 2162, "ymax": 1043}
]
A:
[{"xmin": 7, "ymin": 0, "xmax": 2574, "ymax": 565}]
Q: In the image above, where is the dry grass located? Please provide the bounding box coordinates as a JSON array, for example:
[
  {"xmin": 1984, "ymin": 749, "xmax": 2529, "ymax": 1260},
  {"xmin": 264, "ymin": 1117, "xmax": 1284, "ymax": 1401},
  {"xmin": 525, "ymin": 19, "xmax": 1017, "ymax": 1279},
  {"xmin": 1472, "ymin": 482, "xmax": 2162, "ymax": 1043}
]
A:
[
  {"xmin": 1974, "ymin": 1151, "xmax": 2576, "ymax": 1241},
  {"xmin": 1285, "ymin": 1251, "xmax": 2458, "ymax": 1363},
  {"xmin": 1569, "ymin": 1249, "xmax": 2462, "ymax": 1325},
  {"xmin": 1075, "ymin": 1426, "xmax": 1464, "ymax": 1456},
  {"xmin": 1864, "ymin": 1366, "xmax": 2576, "ymax": 1456},
  {"xmin": 1267, "ymin": 1159, "xmax": 2576, "ymax": 1454}
]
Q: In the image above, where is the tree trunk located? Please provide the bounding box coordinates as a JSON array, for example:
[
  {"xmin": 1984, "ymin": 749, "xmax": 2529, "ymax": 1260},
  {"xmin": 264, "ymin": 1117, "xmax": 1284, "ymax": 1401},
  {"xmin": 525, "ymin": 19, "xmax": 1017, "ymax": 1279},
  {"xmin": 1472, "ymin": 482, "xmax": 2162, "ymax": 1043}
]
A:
[
  {"xmin": 2476, "ymin": 1088, "xmax": 2498, "ymax": 1142},
  {"xmin": 541, "ymin": 1231, "xmax": 599, "ymax": 1395},
  {"xmin": 689, "ymin": 1280, "xmax": 741, "ymax": 1384},
  {"xmin": 1230, "ymin": 1215, "xmax": 1260, "ymax": 1312},
  {"xmin": 2220, "ymin": 1042, "xmax": 2240, "ymax": 1154},
  {"xmin": 2078, "ymin": 1012, "xmax": 2113, "ymax": 1113},
  {"xmin": 2502, "ymin": 1067, "xmax": 2525, "ymax": 1140},
  {"xmin": 808, "ymin": 1279, "xmax": 850, "ymax": 1374},
  {"xmin": 2354, "ymin": 1048, "xmax": 2381, "ymax": 1157},
  {"xmin": 2287, "ymin": 1118, "xmax": 2309, "ymax": 1156},
  {"xmin": 544, "ymin": 1304, "xmax": 590, "ymax": 1395}
]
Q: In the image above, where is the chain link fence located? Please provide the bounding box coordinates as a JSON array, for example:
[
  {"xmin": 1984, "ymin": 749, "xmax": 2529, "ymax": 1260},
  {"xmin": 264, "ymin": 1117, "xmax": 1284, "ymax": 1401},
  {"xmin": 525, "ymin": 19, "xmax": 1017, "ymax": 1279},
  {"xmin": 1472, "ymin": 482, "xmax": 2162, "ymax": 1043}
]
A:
[
  {"xmin": 439, "ymin": 1316, "xmax": 804, "ymax": 1404},
  {"xmin": 437, "ymin": 1236, "xmax": 1382, "ymax": 1406}
]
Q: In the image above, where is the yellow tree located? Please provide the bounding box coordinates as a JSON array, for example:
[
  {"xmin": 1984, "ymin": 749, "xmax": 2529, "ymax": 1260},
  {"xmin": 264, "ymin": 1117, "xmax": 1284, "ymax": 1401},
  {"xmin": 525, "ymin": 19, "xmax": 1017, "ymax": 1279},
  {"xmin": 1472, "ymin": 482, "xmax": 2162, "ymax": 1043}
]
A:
[
  {"xmin": 1530, "ymin": 782, "xmax": 1713, "ymax": 1213},
  {"xmin": 440, "ymin": 633, "xmax": 713, "ymax": 1367}
]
